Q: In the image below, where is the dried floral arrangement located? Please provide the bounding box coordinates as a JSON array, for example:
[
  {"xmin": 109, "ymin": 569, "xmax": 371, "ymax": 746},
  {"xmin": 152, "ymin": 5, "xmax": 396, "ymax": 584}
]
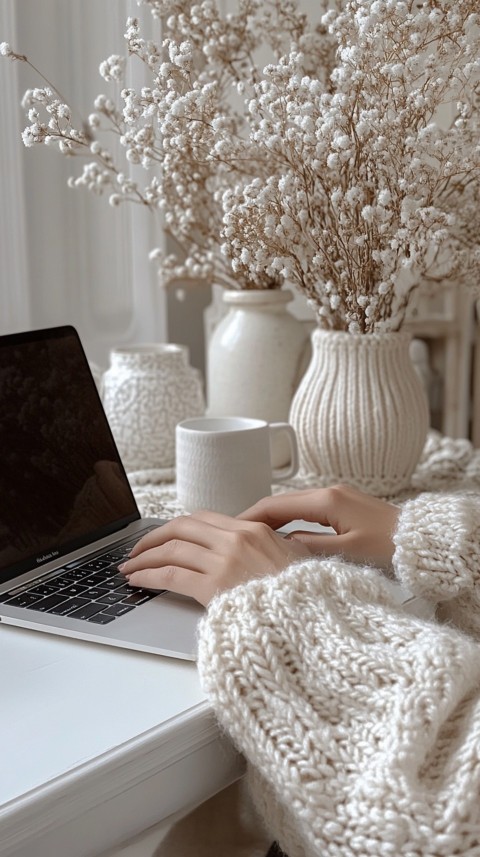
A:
[
  {"xmin": 220, "ymin": 0, "xmax": 480, "ymax": 331},
  {"xmin": 1, "ymin": 0, "xmax": 333, "ymax": 292},
  {"xmin": 2, "ymin": 0, "xmax": 480, "ymax": 331}
]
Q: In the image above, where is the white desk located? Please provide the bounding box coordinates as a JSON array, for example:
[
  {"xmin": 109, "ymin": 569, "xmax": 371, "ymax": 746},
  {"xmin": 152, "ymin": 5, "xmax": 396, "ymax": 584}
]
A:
[{"xmin": 0, "ymin": 623, "xmax": 244, "ymax": 857}]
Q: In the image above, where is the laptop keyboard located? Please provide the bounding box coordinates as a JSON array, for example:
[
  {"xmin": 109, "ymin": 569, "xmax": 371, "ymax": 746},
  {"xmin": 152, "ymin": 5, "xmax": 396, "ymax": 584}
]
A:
[{"xmin": 0, "ymin": 529, "xmax": 162, "ymax": 625}]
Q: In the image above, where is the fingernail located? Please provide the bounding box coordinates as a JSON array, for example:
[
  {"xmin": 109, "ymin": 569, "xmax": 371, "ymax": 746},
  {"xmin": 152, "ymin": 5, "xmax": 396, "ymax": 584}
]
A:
[{"xmin": 118, "ymin": 563, "xmax": 125, "ymax": 571}]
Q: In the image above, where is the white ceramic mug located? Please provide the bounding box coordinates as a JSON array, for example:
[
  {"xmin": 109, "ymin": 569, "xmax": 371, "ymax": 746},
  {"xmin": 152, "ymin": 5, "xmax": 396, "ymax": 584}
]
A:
[{"xmin": 176, "ymin": 417, "xmax": 299, "ymax": 516}]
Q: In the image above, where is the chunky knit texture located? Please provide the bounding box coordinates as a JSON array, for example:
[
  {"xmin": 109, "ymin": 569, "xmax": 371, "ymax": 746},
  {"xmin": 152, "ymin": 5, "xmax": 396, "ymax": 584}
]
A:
[
  {"xmin": 196, "ymin": 496, "xmax": 480, "ymax": 857},
  {"xmin": 130, "ymin": 430, "xmax": 480, "ymax": 856},
  {"xmin": 289, "ymin": 330, "xmax": 429, "ymax": 496},
  {"xmin": 394, "ymin": 492, "xmax": 480, "ymax": 639}
]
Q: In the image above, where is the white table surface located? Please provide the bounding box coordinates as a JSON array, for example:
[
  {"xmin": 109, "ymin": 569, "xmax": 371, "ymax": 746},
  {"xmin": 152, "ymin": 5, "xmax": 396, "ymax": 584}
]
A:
[{"xmin": 0, "ymin": 622, "xmax": 243, "ymax": 857}]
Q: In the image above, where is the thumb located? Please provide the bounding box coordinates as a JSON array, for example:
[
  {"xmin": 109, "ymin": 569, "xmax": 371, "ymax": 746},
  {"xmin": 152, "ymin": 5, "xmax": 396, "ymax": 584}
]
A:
[{"xmin": 288, "ymin": 529, "xmax": 345, "ymax": 557}]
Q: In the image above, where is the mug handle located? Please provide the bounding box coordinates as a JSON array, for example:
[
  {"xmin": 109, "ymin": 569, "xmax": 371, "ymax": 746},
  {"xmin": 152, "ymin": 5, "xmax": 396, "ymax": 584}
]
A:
[{"xmin": 269, "ymin": 423, "xmax": 299, "ymax": 482}]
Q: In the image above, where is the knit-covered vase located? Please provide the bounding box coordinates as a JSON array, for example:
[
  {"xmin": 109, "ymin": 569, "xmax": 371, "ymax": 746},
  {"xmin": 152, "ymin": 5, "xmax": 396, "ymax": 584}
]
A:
[
  {"xmin": 102, "ymin": 344, "xmax": 205, "ymax": 471},
  {"xmin": 289, "ymin": 329, "xmax": 430, "ymax": 496}
]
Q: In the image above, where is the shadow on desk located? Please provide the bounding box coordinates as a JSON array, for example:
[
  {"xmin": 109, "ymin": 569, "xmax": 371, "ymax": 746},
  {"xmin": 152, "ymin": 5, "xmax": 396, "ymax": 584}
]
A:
[{"xmin": 109, "ymin": 780, "xmax": 271, "ymax": 857}]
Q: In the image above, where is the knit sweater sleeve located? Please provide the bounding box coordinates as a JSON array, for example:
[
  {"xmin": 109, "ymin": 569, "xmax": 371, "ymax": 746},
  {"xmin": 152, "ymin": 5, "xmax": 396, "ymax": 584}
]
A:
[
  {"xmin": 393, "ymin": 492, "xmax": 480, "ymax": 636},
  {"xmin": 197, "ymin": 560, "xmax": 480, "ymax": 857}
]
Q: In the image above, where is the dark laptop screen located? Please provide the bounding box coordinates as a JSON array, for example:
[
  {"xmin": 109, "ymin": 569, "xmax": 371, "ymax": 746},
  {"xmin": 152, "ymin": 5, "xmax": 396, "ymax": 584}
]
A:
[{"xmin": 0, "ymin": 326, "xmax": 139, "ymax": 582}]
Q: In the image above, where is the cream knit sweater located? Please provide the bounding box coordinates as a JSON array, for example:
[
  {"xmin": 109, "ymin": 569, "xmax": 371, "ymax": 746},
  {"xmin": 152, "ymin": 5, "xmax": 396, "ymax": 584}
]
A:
[
  {"xmin": 196, "ymin": 489, "xmax": 480, "ymax": 857},
  {"xmin": 129, "ymin": 432, "xmax": 480, "ymax": 856}
]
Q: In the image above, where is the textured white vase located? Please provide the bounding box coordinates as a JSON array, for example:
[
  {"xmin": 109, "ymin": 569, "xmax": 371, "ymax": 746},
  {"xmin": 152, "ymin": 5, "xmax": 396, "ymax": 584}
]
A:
[
  {"xmin": 102, "ymin": 344, "xmax": 205, "ymax": 471},
  {"xmin": 206, "ymin": 289, "xmax": 310, "ymax": 466},
  {"xmin": 289, "ymin": 329, "xmax": 430, "ymax": 495}
]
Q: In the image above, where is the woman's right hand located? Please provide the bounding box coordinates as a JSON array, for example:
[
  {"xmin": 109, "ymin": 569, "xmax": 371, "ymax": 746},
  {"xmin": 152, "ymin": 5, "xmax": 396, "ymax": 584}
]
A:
[{"xmin": 238, "ymin": 484, "xmax": 400, "ymax": 571}]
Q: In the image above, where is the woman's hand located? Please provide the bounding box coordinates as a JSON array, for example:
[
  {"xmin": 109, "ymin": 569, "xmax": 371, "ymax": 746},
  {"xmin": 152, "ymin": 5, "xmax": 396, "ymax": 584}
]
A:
[
  {"xmin": 238, "ymin": 484, "xmax": 400, "ymax": 570},
  {"xmin": 120, "ymin": 484, "xmax": 399, "ymax": 606},
  {"xmin": 119, "ymin": 510, "xmax": 313, "ymax": 607}
]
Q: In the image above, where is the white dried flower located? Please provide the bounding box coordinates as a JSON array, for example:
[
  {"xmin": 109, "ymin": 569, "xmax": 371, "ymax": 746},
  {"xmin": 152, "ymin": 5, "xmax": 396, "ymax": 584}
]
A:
[
  {"xmin": 99, "ymin": 55, "xmax": 126, "ymax": 82},
  {"xmin": 221, "ymin": 0, "xmax": 480, "ymax": 330},
  {"xmin": 6, "ymin": 0, "xmax": 480, "ymax": 318}
]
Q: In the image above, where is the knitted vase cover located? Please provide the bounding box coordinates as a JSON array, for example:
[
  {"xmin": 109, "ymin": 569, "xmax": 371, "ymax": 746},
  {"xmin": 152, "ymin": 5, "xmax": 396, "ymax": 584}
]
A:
[
  {"xmin": 289, "ymin": 329, "xmax": 429, "ymax": 496},
  {"xmin": 102, "ymin": 344, "xmax": 205, "ymax": 470}
]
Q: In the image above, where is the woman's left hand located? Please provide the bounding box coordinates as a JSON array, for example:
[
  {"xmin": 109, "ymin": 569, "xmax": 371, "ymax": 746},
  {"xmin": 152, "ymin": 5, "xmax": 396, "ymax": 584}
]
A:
[{"xmin": 119, "ymin": 510, "xmax": 312, "ymax": 607}]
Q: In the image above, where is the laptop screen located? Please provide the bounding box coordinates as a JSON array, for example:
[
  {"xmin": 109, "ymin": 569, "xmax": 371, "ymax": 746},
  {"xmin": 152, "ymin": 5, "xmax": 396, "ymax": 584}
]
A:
[{"xmin": 0, "ymin": 326, "xmax": 140, "ymax": 583}]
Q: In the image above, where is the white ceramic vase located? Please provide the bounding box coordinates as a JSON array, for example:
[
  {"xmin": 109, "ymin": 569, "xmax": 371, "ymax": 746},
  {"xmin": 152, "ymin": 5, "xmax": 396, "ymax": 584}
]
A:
[
  {"xmin": 206, "ymin": 289, "xmax": 310, "ymax": 466},
  {"xmin": 289, "ymin": 329, "xmax": 430, "ymax": 495},
  {"xmin": 102, "ymin": 344, "xmax": 205, "ymax": 471}
]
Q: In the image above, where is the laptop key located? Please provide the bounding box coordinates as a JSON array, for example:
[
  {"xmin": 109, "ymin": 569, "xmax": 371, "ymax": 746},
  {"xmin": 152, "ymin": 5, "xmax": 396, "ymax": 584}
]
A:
[
  {"xmin": 102, "ymin": 603, "xmax": 136, "ymax": 616},
  {"xmin": 68, "ymin": 602, "xmax": 105, "ymax": 620},
  {"xmin": 98, "ymin": 578, "xmax": 127, "ymax": 591},
  {"xmin": 31, "ymin": 594, "xmax": 70, "ymax": 612},
  {"xmin": 85, "ymin": 586, "xmax": 110, "ymax": 599},
  {"xmin": 4, "ymin": 592, "xmax": 45, "ymax": 608},
  {"xmin": 58, "ymin": 584, "xmax": 89, "ymax": 598},
  {"xmin": 80, "ymin": 574, "xmax": 109, "ymax": 587},
  {"xmin": 122, "ymin": 591, "xmax": 158, "ymax": 606},
  {"xmin": 115, "ymin": 584, "xmax": 138, "ymax": 595},
  {"xmin": 48, "ymin": 574, "xmax": 75, "ymax": 588},
  {"xmin": 48, "ymin": 597, "xmax": 90, "ymax": 615},
  {"xmin": 110, "ymin": 574, "xmax": 129, "ymax": 586},
  {"xmin": 86, "ymin": 612, "xmax": 117, "ymax": 625},
  {"xmin": 28, "ymin": 584, "xmax": 59, "ymax": 597},
  {"xmin": 78, "ymin": 558, "xmax": 111, "ymax": 572},
  {"xmin": 96, "ymin": 592, "xmax": 125, "ymax": 605},
  {"xmin": 99, "ymin": 566, "xmax": 121, "ymax": 578},
  {"xmin": 56, "ymin": 569, "xmax": 91, "ymax": 583}
]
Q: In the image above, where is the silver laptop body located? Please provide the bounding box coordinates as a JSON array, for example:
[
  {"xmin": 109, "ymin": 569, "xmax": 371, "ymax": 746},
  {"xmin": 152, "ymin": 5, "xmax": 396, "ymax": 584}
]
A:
[{"xmin": 0, "ymin": 325, "xmax": 203, "ymax": 660}]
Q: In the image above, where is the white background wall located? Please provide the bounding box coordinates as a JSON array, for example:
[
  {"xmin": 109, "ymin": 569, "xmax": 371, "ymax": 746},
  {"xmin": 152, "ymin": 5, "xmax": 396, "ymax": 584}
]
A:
[
  {"xmin": 1, "ymin": 0, "xmax": 171, "ymax": 367},
  {"xmin": 0, "ymin": 0, "xmax": 319, "ymax": 371}
]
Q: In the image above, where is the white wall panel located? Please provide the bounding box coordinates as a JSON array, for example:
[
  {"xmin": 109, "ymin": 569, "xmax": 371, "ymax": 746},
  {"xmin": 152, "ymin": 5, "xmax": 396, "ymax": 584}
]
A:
[
  {"xmin": 2, "ymin": 0, "xmax": 168, "ymax": 366},
  {"xmin": 0, "ymin": 0, "xmax": 31, "ymax": 333}
]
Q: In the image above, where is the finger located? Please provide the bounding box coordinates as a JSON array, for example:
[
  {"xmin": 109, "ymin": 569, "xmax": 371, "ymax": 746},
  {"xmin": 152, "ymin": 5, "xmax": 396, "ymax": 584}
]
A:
[
  {"xmin": 125, "ymin": 517, "xmax": 279, "ymax": 574},
  {"xmin": 238, "ymin": 489, "xmax": 340, "ymax": 530},
  {"xmin": 288, "ymin": 529, "xmax": 350, "ymax": 556},
  {"xmin": 121, "ymin": 541, "xmax": 216, "ymax": 576},
  {"xmin": 129, "ymin": 513, "xmax": 237, "ymax": 557},
  {"xmin": 126, "ymin": 565, "xmax": 211, "ymax": 606},
  {"xmin": 188, "ymin": 509, "xmax": 256, "ymax": 528}
]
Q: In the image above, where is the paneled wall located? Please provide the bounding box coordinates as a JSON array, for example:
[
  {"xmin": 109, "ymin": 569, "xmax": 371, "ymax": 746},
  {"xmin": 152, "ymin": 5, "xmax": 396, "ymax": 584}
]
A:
[{"xmin": 1, "ymin": 0, "xmax": 170, "ymax": 367}]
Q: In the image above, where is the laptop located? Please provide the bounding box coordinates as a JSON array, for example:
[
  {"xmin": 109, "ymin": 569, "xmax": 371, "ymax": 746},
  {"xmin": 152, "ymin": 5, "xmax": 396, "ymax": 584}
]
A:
[{"xmin": 0, "ymin": 325, "xmax": 203, "ymax": 660}]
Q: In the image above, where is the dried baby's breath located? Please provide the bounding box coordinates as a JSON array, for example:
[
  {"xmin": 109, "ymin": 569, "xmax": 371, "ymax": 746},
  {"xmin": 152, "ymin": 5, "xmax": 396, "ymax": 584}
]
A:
[
  {"xmin": 3, "ymin": 1, "xmax": 480, "ymax": 328},
  {"xmin": 3, "ymin": 0, "xmax": 334, "ymax": 291},
  {"xmin": 220, "ymin": 0, "xmax": 480, "ymax": 330}
]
